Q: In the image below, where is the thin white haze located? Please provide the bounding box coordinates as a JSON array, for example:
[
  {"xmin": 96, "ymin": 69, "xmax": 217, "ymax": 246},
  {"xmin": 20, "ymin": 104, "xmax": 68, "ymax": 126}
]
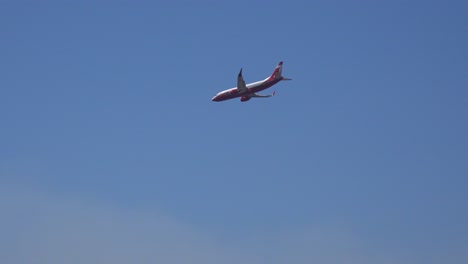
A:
[{"xmin": 0, "ymin": 181, "xmax": 411, "ymax": 264}]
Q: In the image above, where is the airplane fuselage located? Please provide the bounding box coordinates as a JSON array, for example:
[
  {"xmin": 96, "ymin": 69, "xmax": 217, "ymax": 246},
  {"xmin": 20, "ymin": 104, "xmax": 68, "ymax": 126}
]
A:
[
  {"xmin": 211, "ymin": 77, "xmax": 282, "ymax": 102},
  {"xmin": 211, "ymin": 61, "xmax": 290, "ymax": 102}
]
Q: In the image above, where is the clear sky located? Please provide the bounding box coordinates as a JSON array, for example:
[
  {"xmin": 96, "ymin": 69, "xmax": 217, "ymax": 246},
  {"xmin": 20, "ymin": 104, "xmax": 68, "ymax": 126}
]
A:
[{"xmin": 1, "ymin": 1, "xmax": 467, "ymax": 263}]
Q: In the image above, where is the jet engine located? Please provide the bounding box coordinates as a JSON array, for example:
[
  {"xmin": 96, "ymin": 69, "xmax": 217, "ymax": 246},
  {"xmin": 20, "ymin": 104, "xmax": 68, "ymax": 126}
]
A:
[{"xmin": 240, "ymin": 96, "xmax": 251, "ymax": 102}]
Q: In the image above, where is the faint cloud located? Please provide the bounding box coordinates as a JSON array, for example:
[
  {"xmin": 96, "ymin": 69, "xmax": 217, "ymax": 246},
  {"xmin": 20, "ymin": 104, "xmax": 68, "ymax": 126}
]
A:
[
  {"xmin": 0, "ymin": 184, "xmax": 254, "ymax": 264},
  {"xmin": 0, "ymin": 182, "xmax": 403, "ymax": 264}
]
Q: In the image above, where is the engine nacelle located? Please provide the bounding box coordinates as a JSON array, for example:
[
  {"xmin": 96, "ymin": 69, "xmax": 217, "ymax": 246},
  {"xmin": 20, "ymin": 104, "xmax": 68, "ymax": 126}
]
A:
[{"xmin": 240, "ymin": 96, "xmax": 251, "ymax": 102}]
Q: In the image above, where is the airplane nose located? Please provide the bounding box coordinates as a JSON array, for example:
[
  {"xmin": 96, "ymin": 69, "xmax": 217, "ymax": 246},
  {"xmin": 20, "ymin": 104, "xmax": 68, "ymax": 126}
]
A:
[{"xmin": 211, "ymin": 95, "xmax": 218, "ymax": 101}]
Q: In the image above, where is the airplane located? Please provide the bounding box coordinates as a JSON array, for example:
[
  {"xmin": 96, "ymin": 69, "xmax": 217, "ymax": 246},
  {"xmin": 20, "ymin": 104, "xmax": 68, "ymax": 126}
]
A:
[{"xmin": 211, "ymin": 61, "xmax": 291, "ymax": 102}]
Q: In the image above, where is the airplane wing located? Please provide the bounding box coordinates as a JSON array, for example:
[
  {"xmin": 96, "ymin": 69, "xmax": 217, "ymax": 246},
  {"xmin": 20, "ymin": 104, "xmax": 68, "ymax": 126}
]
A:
[
  {"xmin": 250, "ymin": 91, "xmax": 276, "ymax": 98},
  {"xmin": 237, "ymin": 68, "xmax": 248, "ymax": 93}
]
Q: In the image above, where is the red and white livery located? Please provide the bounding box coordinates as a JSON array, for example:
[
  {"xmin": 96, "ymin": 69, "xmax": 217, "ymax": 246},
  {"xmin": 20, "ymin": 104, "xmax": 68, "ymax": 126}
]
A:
[{"xmin": 211, "ymin": 61, "xmax": 292, "ymax": 102}]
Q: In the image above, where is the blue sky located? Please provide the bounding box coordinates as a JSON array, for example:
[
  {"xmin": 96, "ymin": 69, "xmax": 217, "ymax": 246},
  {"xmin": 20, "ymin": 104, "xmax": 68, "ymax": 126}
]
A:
[{"xmin": 1, "ymin": 1, "xmax": 467, "ymax": 263}]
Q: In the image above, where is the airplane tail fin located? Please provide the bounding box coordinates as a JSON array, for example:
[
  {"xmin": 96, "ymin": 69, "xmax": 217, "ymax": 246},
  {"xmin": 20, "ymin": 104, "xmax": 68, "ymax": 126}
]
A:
[{"xmin": 269, "ymin": 61, "xmax": 292, "ymax": 81}]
